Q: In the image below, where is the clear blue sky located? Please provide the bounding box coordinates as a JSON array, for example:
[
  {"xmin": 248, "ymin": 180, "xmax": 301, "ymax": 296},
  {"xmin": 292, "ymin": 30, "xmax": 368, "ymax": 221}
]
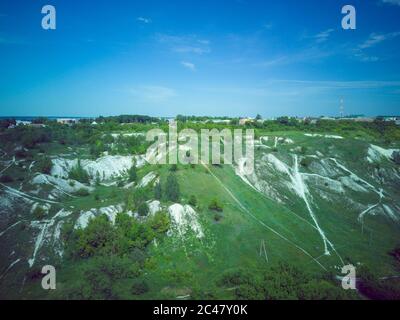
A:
[{"xmin": 0, "ymin": 0, "xmax": 399, "ymax": 117}]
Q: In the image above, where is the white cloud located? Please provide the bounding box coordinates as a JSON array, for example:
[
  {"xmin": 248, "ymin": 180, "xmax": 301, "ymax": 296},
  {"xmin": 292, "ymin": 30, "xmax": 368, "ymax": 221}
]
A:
[
  {"xmin": 137, "ymin": 17, "xmax": 152, "ymax": 24},
  {"xmin": 255, "ymin": 47, "xmax": 332, "ymax": 68},
  {"xmin": 157, "ymin": 34, "xmax": 211, "ymax": 55},
  {"xmin": 129, "ymin": 85, "xmax": 176, "ymax": 103},
  {"xmin": 381, "ymin": 0, "xmax": 400, "ymax": 6},
  {"xmin": 181, "ymin": 61, "xmax": 196, "ymax": 71},
  {"xmin": 359, "ymin": 32, "xmax": 400, "ymax": 49},
  {"xmin": 314, "ymin": 29, "xmax": 335, "ymax": 43}
]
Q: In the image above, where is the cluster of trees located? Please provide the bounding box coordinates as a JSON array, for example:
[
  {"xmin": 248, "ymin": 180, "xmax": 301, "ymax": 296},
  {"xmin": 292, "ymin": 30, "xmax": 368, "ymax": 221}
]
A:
[
  {"xmin": 217, "ymin": 264, "xmax": 357, "ymax": 300},
  {"xmin": 68, "ymin": 160, "xmax": 90, "ymax": 184},
  {"xmin": 95, "ymin": 115, "xmax": 161, "ymax": 124},
  {"xmin": 150, "ymin": 173, "xmax": 181, "ymax": 203},
  {"xmin": 61, "ymin": 211, "xmax": 170, "ymax": 299}
]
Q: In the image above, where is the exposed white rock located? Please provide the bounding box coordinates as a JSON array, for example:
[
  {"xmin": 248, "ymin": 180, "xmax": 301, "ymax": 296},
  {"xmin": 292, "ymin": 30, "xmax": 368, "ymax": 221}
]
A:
[
  {"xmin": 168, "ymin": 204, "xmax": 204, "ymax": 238},
  {"xmin": 148, "ymin": 200, "xmax": 161, "ymax": 216},
  {"xmin": 304, "ymin": 133, "xmax": 343, "ymax": 139},
  {"xmin": 74, "ymin": 204, "xmax": 124, "ymax": 229},
  {"xmin": 367, "ymin": 144, "xmax": 399, "ymax": 163},
  {"xmin": 32, "ymin": 174, "xmax": 91, "ymax": 196},
  {"xmin": 28, "ymin": 209, "xmax": 72, "ymax": 267},
  {"xmin": 51, "ymin": 155, "xmax": 145, "ymax": 182},
  {"xmin": 137, "ymin": 172, "xmax": 157, "ymax": 188}
]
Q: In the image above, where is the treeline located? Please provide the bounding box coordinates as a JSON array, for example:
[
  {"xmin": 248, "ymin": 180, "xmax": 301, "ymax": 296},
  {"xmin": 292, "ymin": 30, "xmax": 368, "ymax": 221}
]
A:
[{"xmin": 94, "ymin": 114, "xmax": 162, "ymax": 124}]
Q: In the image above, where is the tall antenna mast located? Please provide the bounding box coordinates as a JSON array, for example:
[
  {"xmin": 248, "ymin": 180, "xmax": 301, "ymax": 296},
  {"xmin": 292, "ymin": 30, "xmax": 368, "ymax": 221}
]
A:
[{"xmin": 339, "ymin": 97, "xmax": 344, "ymax": 118}]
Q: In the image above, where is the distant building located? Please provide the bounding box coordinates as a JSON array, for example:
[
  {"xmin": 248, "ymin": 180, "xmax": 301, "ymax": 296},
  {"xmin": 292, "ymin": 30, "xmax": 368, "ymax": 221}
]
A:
[
  {"xmin": 353, "ymin": 117, "xmax": 375, "ymax": 123},
  {"xmin": 210, "ymin": 119, "xmax": 231, "ymax": 124},
  {"xmin": 16, "ymin": 120, "xmax": 31, "ymax": 126},
  {"xmin": 239, "ymin": 118, "xmax": 253, "ymax": 125},
  {"xmin": 57, "ymin": 118, "xmax": 79, "ymax": 125}
]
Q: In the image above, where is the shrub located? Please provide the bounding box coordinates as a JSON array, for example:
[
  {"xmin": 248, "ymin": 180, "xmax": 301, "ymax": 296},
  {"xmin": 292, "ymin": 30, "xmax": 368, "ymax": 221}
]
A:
[
  {"xmin": 69, "ymin": 160, "xmax": 90, "ymax": 184},
  {"xmin": 189, "ymin": 195, "xmax": 197, "ymax": 207},
  {"xmin": 300, "ymin": 157, "xmax": 312, "ymax": 168},
  {"xmin": 131, "ymin": 279, "xmax": 149, "ymax": 295},
  {"xmin": 128, "ymin": 165, "xmax": 137, "ymax": 182},
  {"xmin": 392, "ymin": 151, "xmax": 400, "ymax": 165},
  {"xmin": 214, "ymin": 212, "xmax": 223, "ymax": 222},
  {"xmin": 169, "ymin": 164, "xmax": 178, "ymax": 172},
  {"xmin": 33, "ymin": 206, "xmax": 46, "ymax": 220},
  {"xmin": 154, "ymin": 182, "xmax": 162, "ymax": 200},
  {"xmin": 209, "ymin": 198, "xmax": 223, "ymax": 212},
  {"xmin": 75, "ymin": 188, "xmax": 90, "ymax": 197},
  {"xmin": 0, "ymin": 175, "xmax": 14, "ymax": 183},
  {"xmin": 37, "ymin": 156, "xmax": 53, "ymax": 174},
  {"xmin": 138, "ymin": 202, "xmax": 149, "ymax": 217},
  {"xmin": 165, "ymin": 174, "xmax": 180, "ymax": 202}
]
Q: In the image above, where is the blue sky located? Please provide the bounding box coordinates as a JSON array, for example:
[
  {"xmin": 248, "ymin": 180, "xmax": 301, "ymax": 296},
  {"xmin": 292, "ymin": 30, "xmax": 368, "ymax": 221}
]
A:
[{"xmin": 0, "ymin": 0, "xmax": 399, "ymax": 117}]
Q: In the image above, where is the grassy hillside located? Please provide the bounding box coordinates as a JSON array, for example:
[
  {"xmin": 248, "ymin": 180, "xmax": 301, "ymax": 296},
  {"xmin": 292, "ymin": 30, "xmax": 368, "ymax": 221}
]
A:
[{"xmin": 0, "ymin": 119, "xmax": 399, "ymax": 299}]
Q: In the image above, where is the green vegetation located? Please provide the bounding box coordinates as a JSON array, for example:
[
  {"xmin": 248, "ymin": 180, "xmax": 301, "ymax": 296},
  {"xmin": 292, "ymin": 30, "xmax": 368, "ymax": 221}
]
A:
[
  {"xmin": 33, "ymin": 206, "xmax": 46, "ymax": 220},
  {"xmin": 208, "ymin": 198, "xmax": 223, "ymax": 212},
  {"xmin": 37, "ymin": 156, "xmax": 53, "ymax": 174},
  {"xmin": 59, "ymin": 211, "xmax": 170, "ymax": 299},
  {"xmin": 74, "ymin": 188, "xmax": 90, "ymax": 197},
  {"xmin": 154, "ymin": 182, "xmax": 162, "ymax": 200},
  {"xmin": 1, "ymin": 115, "xmax": 400, "ymax": 300},
  {"xmin": 138, "ymin": 202, "xmax": 150, "ymax": 217},
  {"xmin": 165, "ymin": 173, "xmax": 180, "ymax": 202},
  {"xmin": 69, "ymin": 160, "xmax": 90, "ymax": 184},
  {"xmin": 189, "ymin": 195, "xmax": 197, "ymax": 207},
  {"xmin": 128, "ymin": 164, "xmax": 137, "ymax": 182}
]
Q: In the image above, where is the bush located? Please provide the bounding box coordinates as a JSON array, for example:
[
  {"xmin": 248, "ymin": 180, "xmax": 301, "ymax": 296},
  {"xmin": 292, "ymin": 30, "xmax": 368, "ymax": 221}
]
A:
[
  {"xmin": 138, "ymin": 202, "xmax": 149, "ymax": 217},
  {"xmin": 169, "ymin": 164, "xmax": 178, "ymax": 172},
  {"xmin": 75, "ymin": 188, "xmax": 90, "ymax": 197},
  {"xmin": 0, "ymin": 175, "xmax": 14, "ymax": 183},
  {"xmin": 214, "ymin": 212, "xmax": 223, "ymax": 222},
  {"xmin": 189, "ymin": 195, "xmax": 197, "ymax": 207},
  {"xmin": 165, "ymin": 174, "xmax": 180, "ymax": 202},
  {"xmin": 33, "ymin": 206, "xmax": 46, "ymax": 220},
  {"xmin": 37, "ymin": 156, "xmax": 53, "ymax": 174},
  {"xmin": 131, "ymin": 279, "xmax": 149, "ymax": 295},
  {"xmin": 69, "ymin": 160, "xmax": 90, "ymax": 184},
  {"xmin": 392, "ymin": 151, "xmax": 400, "ymax": 165},
  {"xmin": 128, "ymin": 165, "xmax": 137, "ymax": 182},
  {"xmin": 209, "ymin": 198, "xmax": 223, "ymax": 212},
  {"xmin": 154, "ymin": 182, "xmax": 162, "ymax": 200},
  {"xmin": 300, "ymin": 157, "xmax": 312, "ymax": 167}
]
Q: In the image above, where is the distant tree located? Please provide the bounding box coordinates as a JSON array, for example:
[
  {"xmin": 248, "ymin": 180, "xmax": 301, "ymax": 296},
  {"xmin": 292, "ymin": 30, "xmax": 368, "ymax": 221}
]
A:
[
  {"xmin": 131, "ymin": 279, "xmax": 149, "ymax": 295},
  {"xmin": 209, "ymin": 198, "xmax": 223, "ymax": 212},
  {"xmin": 128, "ymin": 165, "xmax": 137, "ymax": 182},
  {"xmin": 0, "ymin": 175, "xmax": 14, "ymax": 183},
  {"xmin": 392, "ymin": 151, "xmax": 400, "ymax": 165},
  {"xmin": 69, "ymin": 160, "xmax": 90, "ymax": 184},
  {"xmin": 33, "ymin": 206, "xmax": 46, "ymax": 220},
  {"xmin": 255, "ymin": 114, "xmax": 262, "ymax": 120},
  {"xmin": 37, "ymin": 156, "xmax": 53, "ymax": 174},
  {"xmin": 189, "ymin": 195, "xmax": 197, "ymax": 207},
  {"xmin": 138, "ymin": 202, "xmax": 150, "ymax": 217},
  {"xmin": 154, "ymin": 182, "xmax": 162, "ymax": 200},
  {"xmin": 75, "ymin": 188, "xmax": 90, "ymax": 197},
  {"xmin": 165, "ymin": 174, "xmax": 180, "ymax": 202}
]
